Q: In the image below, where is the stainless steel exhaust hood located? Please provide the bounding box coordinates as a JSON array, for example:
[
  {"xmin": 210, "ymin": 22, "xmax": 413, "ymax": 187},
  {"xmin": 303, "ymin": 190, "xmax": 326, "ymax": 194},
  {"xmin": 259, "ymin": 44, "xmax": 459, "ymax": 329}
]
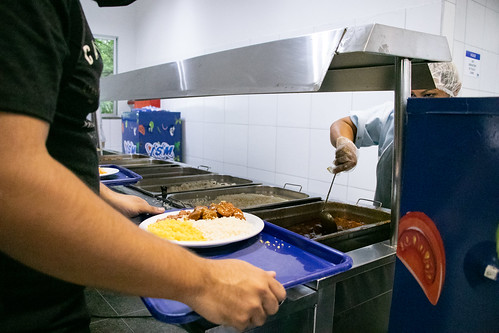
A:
[
  {"xmin": 99, "ymin": 23, "xmax": 451, "ymax": 101},
  {"xmin": 99, "ymin": 23, "xmax": 452, "ymax": 249}
]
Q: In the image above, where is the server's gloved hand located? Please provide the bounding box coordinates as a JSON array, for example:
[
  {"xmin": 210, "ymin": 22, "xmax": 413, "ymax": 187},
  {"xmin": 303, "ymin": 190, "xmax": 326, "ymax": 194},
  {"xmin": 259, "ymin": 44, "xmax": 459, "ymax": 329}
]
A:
[{"xmin": 333, "ymin": 136, "xmax": 358, "ymax": 174}]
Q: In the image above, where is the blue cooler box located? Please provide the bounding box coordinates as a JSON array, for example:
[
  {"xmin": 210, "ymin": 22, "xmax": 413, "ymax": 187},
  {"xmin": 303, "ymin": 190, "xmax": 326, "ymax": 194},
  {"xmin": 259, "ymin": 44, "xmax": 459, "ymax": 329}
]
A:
[
  {"xmin": 122, "ymin": 109, "xmax": 182, "ymax": 162},
  {"xmin": 389, "ymin": 97, "xmax": 499, "ymax": 332}
]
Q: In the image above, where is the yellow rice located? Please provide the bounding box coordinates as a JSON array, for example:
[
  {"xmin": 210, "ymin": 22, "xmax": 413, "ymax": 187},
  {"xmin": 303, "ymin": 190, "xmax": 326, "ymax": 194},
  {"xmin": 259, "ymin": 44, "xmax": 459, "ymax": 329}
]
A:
[{"xmin": 147, "ymin": 218, "xmax": 206, "ymax": 241}]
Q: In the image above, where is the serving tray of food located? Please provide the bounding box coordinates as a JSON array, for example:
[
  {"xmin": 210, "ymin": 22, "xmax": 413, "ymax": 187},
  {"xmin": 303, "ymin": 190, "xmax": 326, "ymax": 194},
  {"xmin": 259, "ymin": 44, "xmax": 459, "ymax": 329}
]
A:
[
  {"xmin": 139, "ymin": 203, "xmax": 353, "ymax": 324},
  {"xmin": 129, "ymin": 174, "xmax": 257, "ymax": 197},
  {"xmin": 165, "ymin": 185, "xmax": 321, "ymax": 212},
  {"xmin": 99, "ymin": 164, "xmax": 143, "ymax": 186},
  {"xmin": 253, "ymin": 201, "xmax": 391, "ymax": 252}
]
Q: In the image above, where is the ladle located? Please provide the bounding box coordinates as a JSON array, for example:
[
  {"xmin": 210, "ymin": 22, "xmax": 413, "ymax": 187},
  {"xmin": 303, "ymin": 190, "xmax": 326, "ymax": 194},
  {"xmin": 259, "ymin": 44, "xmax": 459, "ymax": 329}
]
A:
[{"xmin": 320, "ymin": 168, "xmax": 338, "ymax": 233}]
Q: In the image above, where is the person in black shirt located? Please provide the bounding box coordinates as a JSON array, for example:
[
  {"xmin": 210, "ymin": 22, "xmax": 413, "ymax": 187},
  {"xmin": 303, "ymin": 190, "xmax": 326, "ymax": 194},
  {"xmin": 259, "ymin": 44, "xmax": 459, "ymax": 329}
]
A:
[{"xmin": 0, "ymin": 1, "xmax": 285, "ymax": 332}]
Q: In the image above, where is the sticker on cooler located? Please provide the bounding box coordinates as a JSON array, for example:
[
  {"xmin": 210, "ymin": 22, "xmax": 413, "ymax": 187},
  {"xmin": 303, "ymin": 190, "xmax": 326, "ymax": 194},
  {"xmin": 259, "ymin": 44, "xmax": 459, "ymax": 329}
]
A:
[
  {"xmin": 123, "ymin": 140, "xmax": 137, "ymax": 154},
  {"xmin": 145, "ymin": 142, "xmax": 175, "ymax": 160}
]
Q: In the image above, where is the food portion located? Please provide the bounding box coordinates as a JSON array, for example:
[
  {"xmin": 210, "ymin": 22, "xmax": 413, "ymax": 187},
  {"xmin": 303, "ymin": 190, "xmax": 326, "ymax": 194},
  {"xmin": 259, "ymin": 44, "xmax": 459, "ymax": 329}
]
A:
[
  {"xmin": 146, "ymin": 201, "xmax": 257, "ymax": 243},
  {"xmin": 287, "ymin": 216, "xmax": 366, "ymax": 239},
  {"xmin": 186, "ymin": 193, "xmax": 287, "ymax": 210},
  {"xmin": 167, "ymin": 201, "xmax": 245, "ymax": 220},
  {"xmin": 167, "ymin": 180, "xmax": 237, "ymax": 193},
  {"xmin": 147, "ymin": 219, "xmax": 207, "ymax": 241},
  {"xmin": 98, "ymin": 167, "xmax": 120, "ymax": 177},
  {"xmin": 397, "ymin": 211, "xmax": 446, "ymax": 305}
]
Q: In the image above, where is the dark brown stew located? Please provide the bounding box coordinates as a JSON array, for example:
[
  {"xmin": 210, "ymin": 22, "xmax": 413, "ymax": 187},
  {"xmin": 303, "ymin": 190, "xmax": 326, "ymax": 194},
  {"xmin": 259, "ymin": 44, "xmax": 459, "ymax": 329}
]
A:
[{"xmin": 287, "ymin": 217, "xmax": 365, "ymax": 239}]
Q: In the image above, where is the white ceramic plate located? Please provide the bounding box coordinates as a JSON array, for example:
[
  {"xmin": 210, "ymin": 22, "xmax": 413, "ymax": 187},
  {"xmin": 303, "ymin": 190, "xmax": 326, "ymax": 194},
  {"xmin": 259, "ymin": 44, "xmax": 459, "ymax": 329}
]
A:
[
  {"xmin": 99, "ymin": 167, "xmax": 120, "ymax": 177},
  {"xmin": 139, "ymin": 210, "xmax": 265, "ymax": 248}
]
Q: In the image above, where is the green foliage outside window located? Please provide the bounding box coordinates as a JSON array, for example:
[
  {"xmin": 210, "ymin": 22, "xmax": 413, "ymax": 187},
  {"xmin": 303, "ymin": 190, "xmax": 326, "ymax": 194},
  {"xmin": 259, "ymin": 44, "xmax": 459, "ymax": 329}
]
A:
[{"xmin": 95, "ymin": 37, "xmax": 116, "ymax": 115}]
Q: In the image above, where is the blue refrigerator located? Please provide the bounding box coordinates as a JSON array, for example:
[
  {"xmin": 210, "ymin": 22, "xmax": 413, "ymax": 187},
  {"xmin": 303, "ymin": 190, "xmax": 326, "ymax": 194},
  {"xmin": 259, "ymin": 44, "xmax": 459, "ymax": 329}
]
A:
[
  {"xmin": 122, "ymin": 109, "xmax": 182, "ymax": 162},
  {"xmin": 389, "ymin": 97, "xmax": 499, "ymax": 332}
]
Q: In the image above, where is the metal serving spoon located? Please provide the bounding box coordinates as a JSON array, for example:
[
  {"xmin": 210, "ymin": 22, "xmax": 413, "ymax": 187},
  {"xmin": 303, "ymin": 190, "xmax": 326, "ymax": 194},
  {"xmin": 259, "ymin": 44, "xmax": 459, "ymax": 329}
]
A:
[{"xmin": 320, "ymin": 167, "xmax": 338, "ymax": 233}]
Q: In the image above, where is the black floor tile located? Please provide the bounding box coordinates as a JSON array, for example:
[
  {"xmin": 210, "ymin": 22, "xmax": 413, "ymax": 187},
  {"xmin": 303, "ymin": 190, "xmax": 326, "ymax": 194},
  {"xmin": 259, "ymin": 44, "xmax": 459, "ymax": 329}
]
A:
[{"xmin": 85, "ymin": 288, "xmax": 188, "ymax": 332}]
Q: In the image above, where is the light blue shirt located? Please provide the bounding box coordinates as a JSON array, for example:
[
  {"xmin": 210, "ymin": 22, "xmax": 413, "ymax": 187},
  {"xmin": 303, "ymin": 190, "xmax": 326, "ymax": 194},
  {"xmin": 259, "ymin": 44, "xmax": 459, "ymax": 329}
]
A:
[{"xmin": 350, "ymin": 101, "xmax": 394, "ymax": 208}]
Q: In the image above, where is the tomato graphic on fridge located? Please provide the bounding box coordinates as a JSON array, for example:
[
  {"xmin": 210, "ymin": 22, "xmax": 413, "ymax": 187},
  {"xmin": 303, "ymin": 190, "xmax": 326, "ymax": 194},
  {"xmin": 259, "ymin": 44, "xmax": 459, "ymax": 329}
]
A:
[
  {"xmin": 396, "ymin": 212, "xmax": 446, "ymax": 306},
  {"xmin": 388, "ymin": 97, "xmax": 499, "ymax": 333}
]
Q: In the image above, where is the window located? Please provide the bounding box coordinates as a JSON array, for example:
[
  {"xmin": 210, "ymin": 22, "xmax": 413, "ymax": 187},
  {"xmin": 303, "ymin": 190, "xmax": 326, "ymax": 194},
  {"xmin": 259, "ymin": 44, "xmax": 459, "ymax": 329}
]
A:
[{"xmin": 95, "ymin": 36, "xmax": 117, "ymax": 116}]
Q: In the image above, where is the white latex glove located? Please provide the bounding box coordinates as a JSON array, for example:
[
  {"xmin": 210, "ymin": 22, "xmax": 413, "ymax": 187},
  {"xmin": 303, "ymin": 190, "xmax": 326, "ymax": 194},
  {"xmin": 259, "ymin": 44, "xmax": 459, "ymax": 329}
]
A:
[{"xmin": 333, "ymin": 136, "xmax": 358, "ymax": 174}]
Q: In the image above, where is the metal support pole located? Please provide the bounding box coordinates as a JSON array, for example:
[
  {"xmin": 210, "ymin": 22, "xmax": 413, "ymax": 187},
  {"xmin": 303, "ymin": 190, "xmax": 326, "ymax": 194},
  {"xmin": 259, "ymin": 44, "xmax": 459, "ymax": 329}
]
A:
[
  {"xmin": 390, "ymin": 58, "xmax": 411, "ymax": 247},
  {"xmin": 91, "ymin": 111, "xmax": 103, "ymax": 155}
]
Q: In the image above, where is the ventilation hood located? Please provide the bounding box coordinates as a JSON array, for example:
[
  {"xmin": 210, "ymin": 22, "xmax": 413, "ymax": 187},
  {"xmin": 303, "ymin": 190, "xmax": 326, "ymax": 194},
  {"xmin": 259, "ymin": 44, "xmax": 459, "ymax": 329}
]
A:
[{"xmin": 100, "ymin": 23, "xmax": 451, "ymax": 101}]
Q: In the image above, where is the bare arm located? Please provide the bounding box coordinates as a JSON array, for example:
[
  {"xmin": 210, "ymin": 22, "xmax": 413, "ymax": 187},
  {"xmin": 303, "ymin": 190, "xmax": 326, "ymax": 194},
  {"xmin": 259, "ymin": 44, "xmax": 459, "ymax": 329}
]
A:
[
  {"xmin": 0, "ymin": 112, "xmax": 285, "ymax": 331},
  {"xmin": 329, "ymin": 116, "xmax": 357, "ymax": 147}
]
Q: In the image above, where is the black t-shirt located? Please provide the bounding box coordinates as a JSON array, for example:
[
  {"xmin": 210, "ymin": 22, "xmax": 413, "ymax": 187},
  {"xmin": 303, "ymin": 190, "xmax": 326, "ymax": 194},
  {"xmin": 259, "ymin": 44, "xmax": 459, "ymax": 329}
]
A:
[{"xmin": 0, "ymin": 1, "xmax": 102, "ymax": 331}]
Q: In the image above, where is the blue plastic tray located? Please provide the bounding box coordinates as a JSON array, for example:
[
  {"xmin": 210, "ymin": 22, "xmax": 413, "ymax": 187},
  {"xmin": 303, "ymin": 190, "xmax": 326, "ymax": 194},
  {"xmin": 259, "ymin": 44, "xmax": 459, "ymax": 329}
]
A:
[
  {"xmin": 142, "ymin": 221, "xmax": 353, "ymax": 324},
  {"xmin": 99, "ymin": 164, "xmax": 143, "ymax": 186}
]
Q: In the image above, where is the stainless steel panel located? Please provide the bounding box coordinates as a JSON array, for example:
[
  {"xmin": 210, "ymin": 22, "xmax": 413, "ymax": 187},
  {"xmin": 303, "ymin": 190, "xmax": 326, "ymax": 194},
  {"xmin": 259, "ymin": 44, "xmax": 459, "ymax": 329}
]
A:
[
  {"xmin": 129, "ymin": 174, "xmax": 256, "ymax": 196},
  {"xmin": 104, "ymin": 158, "xmax": 178, "ymax": 167},
  {"xmin": 98, "ymin": 153, "xmax": 150, "ymax": 163},
  {"xmin": 166, "ymin": 185, "xmax": 321, "ymax": 211},
  {"xmin": 129, "ymin": 166, "xmax": 213, "ymax": 178},
  {"xmin": 328, "ymin": 242, "xmax": 396, "ymax": 333},
  {"xmin": 101, "ymin": 29, "xmax": 343, "ymax": 101},
  {"xmin": 100, "ymin": 23, "xmax": 451, "ymax": 101}
]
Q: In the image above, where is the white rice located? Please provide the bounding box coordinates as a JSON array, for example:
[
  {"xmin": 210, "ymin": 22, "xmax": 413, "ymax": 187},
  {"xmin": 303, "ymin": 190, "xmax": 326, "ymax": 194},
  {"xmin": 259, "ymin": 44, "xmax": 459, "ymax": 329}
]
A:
[{"xmin": 190, "ymin": 216, "xmax": 255, "ymax": 241}]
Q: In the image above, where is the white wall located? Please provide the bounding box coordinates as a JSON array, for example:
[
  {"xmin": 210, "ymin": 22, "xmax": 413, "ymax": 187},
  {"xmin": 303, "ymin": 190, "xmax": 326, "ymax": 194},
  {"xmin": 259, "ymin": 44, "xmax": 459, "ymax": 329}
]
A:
[{"xmin": 82, "ymin": 0, "xmax": 499, "ymax": 205}]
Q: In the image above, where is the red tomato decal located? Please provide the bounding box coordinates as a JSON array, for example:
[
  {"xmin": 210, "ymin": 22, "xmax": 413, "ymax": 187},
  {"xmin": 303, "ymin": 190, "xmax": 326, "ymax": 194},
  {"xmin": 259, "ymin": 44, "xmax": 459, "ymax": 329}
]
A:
[
  {"xmin": 397, "ymin": 212, "xmax": 446, "ymax": 305},
  {"xmin": 138, "ymin": 124, "xmax": 146, "ymax": 135}
]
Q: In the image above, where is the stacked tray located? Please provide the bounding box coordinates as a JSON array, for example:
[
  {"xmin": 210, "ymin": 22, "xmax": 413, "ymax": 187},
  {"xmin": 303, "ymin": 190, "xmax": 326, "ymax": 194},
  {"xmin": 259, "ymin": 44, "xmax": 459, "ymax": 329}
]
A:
[
  {"xmin": 99, "ymin": 153, "xmax": 151, "ymax": 163},
  {"xmin": 253, "ymin": 201, "xmax": 391, "ymax": 252},
  {"xmin": 129, "ymin": 174, "xmax": 257, "ymax": 197},
  {"xmin": 166, "ymin": 185, "xmax": 321, "ymax": 212},
  {"xmin": 99, "ymin": 164, "xmax": 143, "ymax": 186},
  {"xmin": 107, "ymin": 158, "xmax": 179, "ymax": 168}
]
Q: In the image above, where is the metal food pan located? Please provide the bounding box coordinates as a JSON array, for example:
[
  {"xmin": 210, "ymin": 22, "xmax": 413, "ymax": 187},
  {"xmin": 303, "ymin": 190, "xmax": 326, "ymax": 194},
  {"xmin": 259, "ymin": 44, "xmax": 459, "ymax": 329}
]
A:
[
  {"xmin": 106, "ymin": 158, "xmax": 179, "ymax": 167},
  {"xmin": 129, "ymin": 174, "xmax": 257, "ymax": 197},
  {"xmin": 253, "ymin": 201, "xmax": 391, "ymax": 252},
  {"xmin": 130, "ymin": 166, "xmax": 213, "ymax": 179},
  {"xmin": 98, "ymin": 153, "xmax": 150, "ymax": 163},
  {"xmin": 166, "ymin": 185, "xmax": 321, "ymax": 212}
]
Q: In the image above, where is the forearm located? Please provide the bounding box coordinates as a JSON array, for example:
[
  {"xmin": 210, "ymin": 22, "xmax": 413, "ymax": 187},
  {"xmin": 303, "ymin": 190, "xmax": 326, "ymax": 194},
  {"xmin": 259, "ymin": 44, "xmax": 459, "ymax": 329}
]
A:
[
  {"xmin": 330, "ymin": 116, "xmax": 356, "ymax": 147},
  {"xmin": 0, "ymin": 149, "xmax": 206, "ymax": 302}
]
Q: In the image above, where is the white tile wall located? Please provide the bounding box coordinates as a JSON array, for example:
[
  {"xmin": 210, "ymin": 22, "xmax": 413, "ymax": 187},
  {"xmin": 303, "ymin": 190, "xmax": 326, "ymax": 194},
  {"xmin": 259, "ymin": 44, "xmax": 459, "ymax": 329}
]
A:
[
  {"xmin": 248, "ymin": 95, "xmax": 278, "ymax": 126},
  {"xmin": 97, "ymin": 0, "xmax": 499, "ymax": 206},
  {"xmin": 225, "ymin": 95, "xmax": 249, "ymax": 124},
  {"xmin": 277, "ymin": 94, "xmax": 312, "ymax": 128},
  {"xmin": 406, "ymin": 2, "xmax": 442, "ymax": 34},
  {"xmin": 454, "ymin": 0, "xmax": 468, "ymax": 42},
  {"xmin": 484, "ymin": 8, "xmax": 499, "ymax": 54},
  {"xmin": 247, "ymin": 125, "xmax": 277, "ymax": 171},
  {"xmin": 465, "ymin": 1, "xmax": 487, "ymax": 48},
  {"xmin": 202, "ymin": 122, "xmax": 225, "ymax": 161},
  {"xmin": 442, "ymin": 1, "xmax": 456, "ymax": 52},
  {"xmin": 275, "ymin": 127, "xmax": 310, "ymax": 178},
  {"xmin": 223, "ymin": 124, "xmax": 248, "ymax": 166}
]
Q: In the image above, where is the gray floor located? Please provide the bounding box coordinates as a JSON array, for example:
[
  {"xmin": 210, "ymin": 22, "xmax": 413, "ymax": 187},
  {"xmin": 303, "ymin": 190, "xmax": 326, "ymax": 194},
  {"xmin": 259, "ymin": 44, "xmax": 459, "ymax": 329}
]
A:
[{"xmin": 85, "ymin": 288, "xmax": 188, "ymax": 333}]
